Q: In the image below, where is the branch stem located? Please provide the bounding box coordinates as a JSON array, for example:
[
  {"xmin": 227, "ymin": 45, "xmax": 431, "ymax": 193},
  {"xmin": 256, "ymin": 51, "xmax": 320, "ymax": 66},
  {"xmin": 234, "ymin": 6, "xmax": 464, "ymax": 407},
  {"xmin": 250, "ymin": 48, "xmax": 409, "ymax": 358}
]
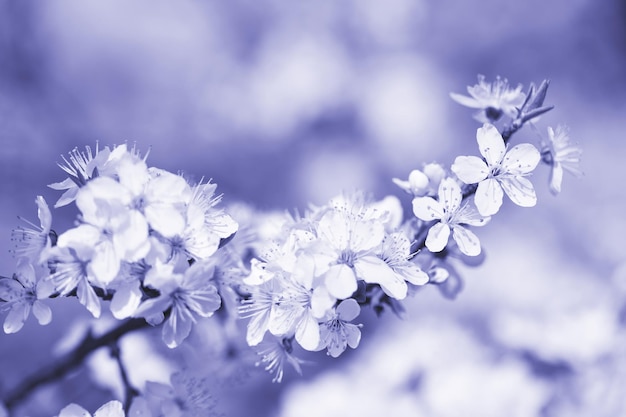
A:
[{"xmin": 2, "ymin": 318, "xmax": 149, "ymax": 411}]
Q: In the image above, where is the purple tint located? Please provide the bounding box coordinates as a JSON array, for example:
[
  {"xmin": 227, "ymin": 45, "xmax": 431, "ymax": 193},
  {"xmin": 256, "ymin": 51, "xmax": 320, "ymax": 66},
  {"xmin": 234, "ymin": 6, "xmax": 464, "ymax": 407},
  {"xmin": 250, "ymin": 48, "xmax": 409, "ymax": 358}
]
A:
[{"xmin": 1, "ymin": 0, "xmax": 625, "ymax": 416}]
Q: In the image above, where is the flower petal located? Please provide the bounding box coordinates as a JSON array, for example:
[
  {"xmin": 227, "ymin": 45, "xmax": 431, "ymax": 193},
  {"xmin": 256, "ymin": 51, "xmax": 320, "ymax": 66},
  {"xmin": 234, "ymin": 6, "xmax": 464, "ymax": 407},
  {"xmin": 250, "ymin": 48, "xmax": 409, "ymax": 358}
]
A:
[
  {"xmin": 345, "ymin": 323, "xmax": 361, "ymax": 349},
  {"xmin": 144, "ymin": 203, "xmax": 186, "ymax": 238},
  {"xmin": 162, "ymin": 309, "xmax": 193, "ymax": 348},
  {"xmin": 77, "ymin": 279, "xmax": 101, "ymax": 318},
  {"xmin": 438, "ymin": 178, "xmax": 462, "ymax": 213},
  {"xmin": 549, "ymin": 164, "xmax": 564, "ymax": 195},
  {"xmin": 110, "ymin": 282, "xmax": 142, "ymax": 319},
  {"xmin": 397, "ymin": 264, "xmax": 430, "ymax": 285},
  {"xmin": 425, "ymin": 222, "xmax": 450, "ymax": 253},
  {"xmin": 32, "ymin": 300, "xmax": 52, "ymax": 325},
  {"xmin": 475, "ymin": 178, "xmax": 504, "ymax": 216},
  {"xmin": 451, "ymin": 156, "xmax": 489, "ymax": 184},
  {"xmin": 500, "ymin": 176, "xmax": 537, "ymax": 207},
  {"xmin": 449, "ymin": 92, "xmax": 482, "ymax": 108},
  {"xmin": 354, "ymin": 256, "xmax": 407, "ymax": 300},
  {"xmin": 452, "ymin": 226, "xmax": 482, "ymax": 257},
  {"xmin": 246, "ymin": 306, "xmax": 271, "ymax": 346},
  {"xmin": 94, "ymin": 401, "xmax": 125, "ymax": 417},
  {"xmin": 269, "ymin": 303, "xmax": 302, "ymax": 336},
  {"xmin": 3, "ymin": 303, "xmax": 29, "ymax": 334},
  {"xmin": 318, "ymin": 212, "xmax": 350, "ymax": 251},
  {"xmin": 336, "ymin": 298, "xmax": 360, "ymax": 322},
  {"xmin": 412, "ymin": 197, "xmax": 443, "ymax": 221},
  {"xmin": 295, "ymin": 312, "xmax": 320, "ymax": 351},
  {"xmin": 58, "ymin": 403, "xmax": 91, "ymax": 417},
  {"xmin": 502, "ymin": 143, "xmax": 540, "ymax": 175},
  {"xmin": 477, "ymin": 123, "xmax": 505, "ymax": 166},
  {"xmin": 324, "ymin": 264, "xmax": 357, "ymax": 299}
]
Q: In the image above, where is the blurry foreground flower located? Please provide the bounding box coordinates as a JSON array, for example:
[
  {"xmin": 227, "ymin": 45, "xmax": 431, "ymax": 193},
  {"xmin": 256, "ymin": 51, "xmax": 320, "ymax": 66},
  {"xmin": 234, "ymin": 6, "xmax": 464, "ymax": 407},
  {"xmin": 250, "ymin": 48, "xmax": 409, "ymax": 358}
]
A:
[
  {"xmin": 450, "ymin": 75, "xmax": 525, "ymax": 123},
  {"xmin": 57, "ymin": 400, "xmax": 124, "ymax": 417},
  {"xmin": 540, "ymin": 125, "xmax": 582, "ymax": 194},
  {"xmin": 255, "ymin": 336, "xmax": 305, "ymax": 383},
  {"xmin": 142, "ymin": 372, "xmax": 216, "ymax": 417},
  {"xmin": 452, "ymin": 123, "xmax": 540, "ymax": 216},
  {"xmin": 0, "ymin": 260, "xmax": 53, "ymax": 333}
]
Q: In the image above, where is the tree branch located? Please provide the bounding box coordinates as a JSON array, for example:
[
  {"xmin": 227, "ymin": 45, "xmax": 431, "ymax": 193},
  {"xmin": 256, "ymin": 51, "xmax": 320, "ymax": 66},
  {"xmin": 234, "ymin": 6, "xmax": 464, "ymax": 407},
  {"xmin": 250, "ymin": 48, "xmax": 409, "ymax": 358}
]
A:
[{"xmin": 2, "ymin": 318, "xmax": 150, "ymax": 411}]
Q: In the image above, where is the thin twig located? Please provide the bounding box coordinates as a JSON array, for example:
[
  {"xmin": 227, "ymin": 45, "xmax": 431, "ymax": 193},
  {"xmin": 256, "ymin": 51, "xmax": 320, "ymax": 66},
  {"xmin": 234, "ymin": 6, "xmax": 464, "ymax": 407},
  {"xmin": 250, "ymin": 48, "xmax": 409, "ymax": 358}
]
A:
[
  {"xmin": 2, "ymin": 318, "xmax": 150, "ymax": 411},
  {"xmin": 109, "ymin": 343, "xmax": 140, "ymax": 412}
]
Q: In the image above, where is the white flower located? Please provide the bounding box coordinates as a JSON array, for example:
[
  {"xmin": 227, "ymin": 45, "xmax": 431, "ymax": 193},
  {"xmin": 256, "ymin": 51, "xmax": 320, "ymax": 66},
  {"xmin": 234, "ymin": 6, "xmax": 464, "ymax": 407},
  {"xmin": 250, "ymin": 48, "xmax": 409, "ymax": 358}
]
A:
[
  {"xmin": 450, "ymin": 75, "xmax": 526, "ymax": 123},
  {"xmin": 412, "ymin": 178, "xmax": 489, "ymax": 256},
  {"xmin": 315, "ymin": 210, "xmax": 408, "ymax": 300},
  {"xmin": 379, "ymin": 232, "xmax": 429, "ymax": 284},
  {"xmin": 115, "ymin": 155, "xmax": 190, "ymax": 239},
  {"xmin": 58, "ymin": 176, "xmax": 150, "ymax": 285},
  {"xmin": 57, "ymin": 400, "xmax": 124, "ymax": 417},
  {"xmin": 48, "ymin": 144, "xmax": 112, "ymax": 208},
  {"xmin": 392, "ymin": 163, "xmax": 446, "ymax": 198},
  {"xmin": 134, "ymin": 259, "xmax": 222, "ymax": 348},
  {"xmin": 451, "ymin": 123, "xmax": 540, "ymax": 216},
  {"xmin": 11, "ymin": 196, "xmax": 54, "ymax": 264},
  {"xmin": 241, "ymin": 254, "xmax": 331, "ymax": 351},
  {"xmin": 266, "ymin": 255, "xmax": 324, "ymax": 351},
  {"xmin": 0, "ymin": 260, "xmax": 53, "ymax": 333},
  {"xmin": 239, "ymin": 271, "xmax": 280, "ymax": 347},
  {"xmin": 317, "ymin": 298, "xmax": 362, "ymax": 358},
  {"xmin": 47, "ymin": 245, "xmax": 102, "ymax": 318},
  {"xmin": 540, "ymin": 125, "xmax": 582, "ymax": 195}
]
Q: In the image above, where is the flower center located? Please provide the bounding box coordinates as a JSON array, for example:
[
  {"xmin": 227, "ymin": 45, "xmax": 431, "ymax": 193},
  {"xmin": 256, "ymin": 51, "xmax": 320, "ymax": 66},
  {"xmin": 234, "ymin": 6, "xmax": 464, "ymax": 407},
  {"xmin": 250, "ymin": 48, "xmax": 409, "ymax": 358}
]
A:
[
  {"xmin": 485, "ymin": 106, "xmax": 503, "ymax": 122},
  {"xmin": 339, "ymin": 250, "xmax": 356, "ymax": 267}
]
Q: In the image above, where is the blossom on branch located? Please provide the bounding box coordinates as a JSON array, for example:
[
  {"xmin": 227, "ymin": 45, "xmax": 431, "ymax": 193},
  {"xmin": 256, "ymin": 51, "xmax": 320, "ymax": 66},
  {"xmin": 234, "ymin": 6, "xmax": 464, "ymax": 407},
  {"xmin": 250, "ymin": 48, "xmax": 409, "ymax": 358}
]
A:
[
  {"xmin": 451, "ymin": 123, "xmax": 540, "ymax": 216},
  {"xmin": 540, "ymin": 125, "xmax": 583, "ymax": 195},
  {"xmin": 412, "ymin": 178, "xmax": 489, "ymax": 256},
  {"xmin": 134, "ymin": 259, "xmax": 222, "ymax": 348},
  {"xmin": 450, "ymin": 74, "xmax": 526, "ymax": 123},
  {"xmin": 0, "ymin": 260, "xmax": 53, "ymax": 333}
]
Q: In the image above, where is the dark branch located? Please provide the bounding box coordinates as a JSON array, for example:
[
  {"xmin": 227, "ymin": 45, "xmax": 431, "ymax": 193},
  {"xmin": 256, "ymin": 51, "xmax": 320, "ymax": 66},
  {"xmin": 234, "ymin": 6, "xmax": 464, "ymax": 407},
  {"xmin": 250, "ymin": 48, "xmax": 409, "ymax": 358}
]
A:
[
  {"xmin": 2, "ymin": 318, "xmax": 150, "ymax": 411},
  {"xmin": 109, "ymin": 343, "xmax": 140, "ymax": 412}
]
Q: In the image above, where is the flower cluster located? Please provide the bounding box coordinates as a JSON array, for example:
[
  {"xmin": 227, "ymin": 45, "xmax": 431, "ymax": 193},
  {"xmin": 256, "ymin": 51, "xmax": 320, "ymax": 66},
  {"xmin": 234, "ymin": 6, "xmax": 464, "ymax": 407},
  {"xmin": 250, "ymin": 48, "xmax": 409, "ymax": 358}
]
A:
[
  {"xmin": 239, "ymin": 192, "xmax": 429, "ymax": 374},
  {"xmin": 0, "ymin": 75, "xmax": 584, "ymax": 415},
  {"xmin": 4, "ymin": 143, "xmax": 238, "ymax": 348}
]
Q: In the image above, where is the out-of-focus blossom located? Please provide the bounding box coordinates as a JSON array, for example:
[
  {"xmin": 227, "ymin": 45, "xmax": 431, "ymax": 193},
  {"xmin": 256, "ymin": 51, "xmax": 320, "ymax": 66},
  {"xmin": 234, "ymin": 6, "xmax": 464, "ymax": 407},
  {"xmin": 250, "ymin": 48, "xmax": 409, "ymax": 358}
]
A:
[
  {"xmin": 450, "ymin": 74, "xmax": 526, "ymax": 123},
  {"xmin": 412, "ymin": 178, "xmax": 489, "ymax": 256},
  {"xmin": 57, "ymin": 176, "xmax": 150, "ymax": 285},
  {"xmin": 451, "ymin": 123, "xmax": 540, "ymax": 216},
  {"xmin": 254, "ymin": 336, "xmax": 305, "ymax": 383},
  {"xmin": 392, "ymin": 163, "xmax": 446, "ymax": 197},
  {"xmin": 134, "ymin": 259, "xmax": 222, "ymax": 348},
  {"xmin": 57, "ymin": 400, "xmax": 124, "ymax": 417},
  {"xmin": 317, "ymin": 298, "xmax": 362, "ymax": 357},
  {"xmin": 143, "ymin": 372, "xmax": 216, "ymax": 417},
  {"xmin": 11, "ymin": 196, "xmax": 54, "ymax": 264},
  {"xmin": 0, "ymin": 259, "xmax": 53, "ymax": 333},
  {"xmin": 540, "ymin": 125, "xmax": 582, "ymax": 194}
]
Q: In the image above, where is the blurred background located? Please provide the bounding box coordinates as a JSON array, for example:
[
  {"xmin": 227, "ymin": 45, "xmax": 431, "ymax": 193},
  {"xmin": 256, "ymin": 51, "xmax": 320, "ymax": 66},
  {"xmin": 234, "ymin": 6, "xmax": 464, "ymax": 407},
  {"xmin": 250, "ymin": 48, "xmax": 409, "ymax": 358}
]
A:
[{"xmin": 1, "ymin": 0, "xmax": 626, "ymax": 415}]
